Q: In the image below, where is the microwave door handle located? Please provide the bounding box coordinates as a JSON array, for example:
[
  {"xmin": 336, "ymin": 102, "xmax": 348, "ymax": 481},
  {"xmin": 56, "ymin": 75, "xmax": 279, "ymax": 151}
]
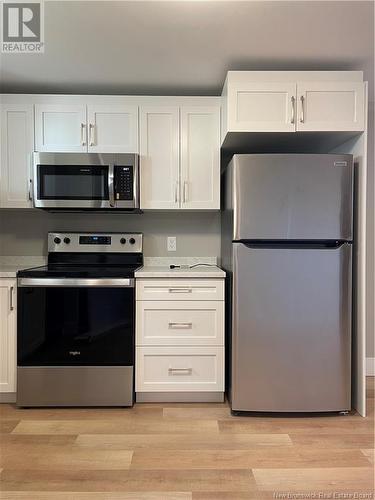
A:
[{"xmin": 108, "ymin": 164, "xmax": 115, "ymax": 208}]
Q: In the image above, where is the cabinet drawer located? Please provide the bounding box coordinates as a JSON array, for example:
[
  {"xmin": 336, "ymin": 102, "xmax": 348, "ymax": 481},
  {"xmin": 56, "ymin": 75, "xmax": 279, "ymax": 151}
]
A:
[
  {"xmin": 136, "ymin": 301, "xmax": 224, "ymax": 346},
  {"xmin": 136, "ymin": 346, "xmax": 224, "ymax": 392},
  {"xmin": 136, "ymin": 279, "xmax": 224, "ymax": 301}
]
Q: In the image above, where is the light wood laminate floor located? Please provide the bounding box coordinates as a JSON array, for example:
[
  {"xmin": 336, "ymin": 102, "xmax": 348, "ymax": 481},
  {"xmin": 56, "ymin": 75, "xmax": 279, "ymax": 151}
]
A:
[{"xmin": 0, "ymin": 378, "xmax": 374, "ymax": 500}]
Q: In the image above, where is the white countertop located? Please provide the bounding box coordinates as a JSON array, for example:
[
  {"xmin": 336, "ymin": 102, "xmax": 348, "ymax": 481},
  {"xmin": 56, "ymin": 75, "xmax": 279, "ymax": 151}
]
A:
[
  {"xmin": 0, "ymin": 256, "xmax": 225, "ymax": 278},
  {"xmin": 135, "ymin": 265, "xmax": 225, "ymax": 278},
  {"xmin": 0, "ymin": 257, "xmax": 46, "ymax": 278}
]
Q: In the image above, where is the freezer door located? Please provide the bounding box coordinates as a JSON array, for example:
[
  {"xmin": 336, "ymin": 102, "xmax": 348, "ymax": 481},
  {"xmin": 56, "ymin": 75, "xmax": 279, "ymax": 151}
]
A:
[
  {"xmin": 231, "ymin": 242, "xmax": 352, "ymax": 412},
  {"xmin": 232, "ymin": 154, "xmax": 353, "ymax": 240}
]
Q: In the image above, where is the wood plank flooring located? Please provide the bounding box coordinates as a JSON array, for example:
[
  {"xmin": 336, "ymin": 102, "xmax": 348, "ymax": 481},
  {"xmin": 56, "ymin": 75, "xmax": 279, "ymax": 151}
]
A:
[{"xmin": 0, "ymin": 378, "xmax": 374, "ymax": 500}]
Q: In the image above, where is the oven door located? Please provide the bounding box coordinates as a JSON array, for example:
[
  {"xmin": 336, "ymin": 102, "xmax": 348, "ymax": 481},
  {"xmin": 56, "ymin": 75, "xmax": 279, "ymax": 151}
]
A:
[{"xmin": 17, "ymin": 278, "xmax": 135, "ymax": 366}]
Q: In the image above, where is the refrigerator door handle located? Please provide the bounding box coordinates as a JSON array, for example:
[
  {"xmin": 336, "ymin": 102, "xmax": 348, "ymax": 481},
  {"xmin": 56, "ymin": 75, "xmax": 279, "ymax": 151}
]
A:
[{"xmin": 237, "ymin": 240, "xmax": 352, "ymax": 250}]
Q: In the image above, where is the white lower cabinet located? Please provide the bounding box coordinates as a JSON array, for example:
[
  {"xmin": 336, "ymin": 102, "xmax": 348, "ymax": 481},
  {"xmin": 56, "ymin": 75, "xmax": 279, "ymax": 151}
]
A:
[
  {"xmin": 0, "ymin": 279, "xmax": 17, "ymax": 397},
  {"xmin": 136, "ymin": 346, "xmax": 224, "ymax": 393},
  {"xmin": 136, "ymin": 278, "xmax": 225, "ymax": 401},
  {"xmin": 136, "ymin": 300, "xmax": 224, "ymax": 346},
  {"xmin": 136, "ymin": 278, "xmax": 224, "ymax": 301}
]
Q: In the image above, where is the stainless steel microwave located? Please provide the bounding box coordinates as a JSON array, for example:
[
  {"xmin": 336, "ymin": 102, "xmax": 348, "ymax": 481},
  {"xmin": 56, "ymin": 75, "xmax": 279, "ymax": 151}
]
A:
[{"xmin": 33, "ymin": 153, "xmax": 140, "ymax": 211}]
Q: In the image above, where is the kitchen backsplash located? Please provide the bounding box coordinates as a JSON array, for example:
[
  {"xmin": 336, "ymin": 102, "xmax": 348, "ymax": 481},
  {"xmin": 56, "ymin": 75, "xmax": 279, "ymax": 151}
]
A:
[
  {"xmin": 0, "ymin": 210, "xmax": 221, "ymax": 258},
  {"xmin": 144, "ymin": 256, "xmax": 217, "ymax": 266}
]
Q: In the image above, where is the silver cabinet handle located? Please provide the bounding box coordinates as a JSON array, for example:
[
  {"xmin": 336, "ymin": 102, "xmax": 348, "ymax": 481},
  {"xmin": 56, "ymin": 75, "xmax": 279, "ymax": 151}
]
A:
[
  {"xmin": 89, "ymin": 123, "xmax": 95, "ymax": 146},
  {"xmin": 80, "ymin": 123, "xmax": 87, "ymax": 146},
  {"xmin": 28, "ymin": 178, "xmax": 33, "ymax": 202},
  {"xmin": 9, "ymin": 286, "xmax": 14, "ymax": 311},
  {"xmin": 174, "ymin": 181, "xmax": 178, "ymax": 203},
  {"xmin": 168, "ymin": 322, "xmax": 193, "ymax": 329},
  {"xmin": 168, "ymin": 288, "xmax": 192, "ymax": 293},
  {"xmin": 168, "ymin": 367, "xmax": 192, "ymax": 374},
  {"xmin": 108, "ymin": 164, "xmax": 115, "ymax": 208},
  {"xmin": 300, "ymin": 96, "xmax": 305, "ymax": 123},
  {"xmin": 183, "ymin": 181, "xmax": 188, "ymax": 203},
  {"xmin": 291, "ymin": 96, "xmax": 295, "ymax": 124}
]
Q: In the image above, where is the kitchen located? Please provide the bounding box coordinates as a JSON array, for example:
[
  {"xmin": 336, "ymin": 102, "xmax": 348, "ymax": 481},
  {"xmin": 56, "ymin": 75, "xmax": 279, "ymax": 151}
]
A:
[{"xmin": 0, "ymin": 1, "xmax": 374, "ymax": 498}]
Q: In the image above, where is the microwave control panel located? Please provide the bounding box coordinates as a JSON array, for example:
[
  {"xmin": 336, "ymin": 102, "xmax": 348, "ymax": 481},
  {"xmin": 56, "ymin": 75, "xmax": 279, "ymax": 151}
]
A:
[{"xmin": 115, "ymin": 166, "xmax": 133, "ymax": 201}]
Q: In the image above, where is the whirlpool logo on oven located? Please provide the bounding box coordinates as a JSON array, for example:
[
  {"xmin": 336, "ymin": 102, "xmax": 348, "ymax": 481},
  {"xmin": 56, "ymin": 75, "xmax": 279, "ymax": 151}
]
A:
[
  {"xmin": 2, "ymin": 0, "xmax": 44, "ymax": 53},
  {"xmin": 69, "ymin": 351, "xmax": 81, "ymax": 356}
]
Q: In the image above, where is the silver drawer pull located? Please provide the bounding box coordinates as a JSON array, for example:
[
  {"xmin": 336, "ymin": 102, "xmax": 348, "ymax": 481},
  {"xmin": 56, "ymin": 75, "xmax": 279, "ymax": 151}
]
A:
[
  {"xmin": 168, "ymin": 322, "xmax": 193, "ymax": 329},
  {"xmin": 168, "ymin": 367, "xmax": 192, "ymax": 374},
  {"xmin": 168, "ymin": 288, "xmax": 192, "ymax": 293}
]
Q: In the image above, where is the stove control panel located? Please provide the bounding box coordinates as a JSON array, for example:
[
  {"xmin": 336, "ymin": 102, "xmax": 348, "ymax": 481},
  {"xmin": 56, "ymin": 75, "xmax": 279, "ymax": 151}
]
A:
[
  {"xmin": 79, "ymin": 235, "xmax": 111, "ymax": 245},
  {"xmin": 48, "ymin": 232, "xmax": 143, "ymax": 253}
]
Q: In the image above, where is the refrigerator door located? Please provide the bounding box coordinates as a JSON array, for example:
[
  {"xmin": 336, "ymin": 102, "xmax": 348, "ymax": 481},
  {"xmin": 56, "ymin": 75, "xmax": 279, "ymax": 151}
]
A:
[
  {"xmin": 231, "ymin": 242, "xmax": 352, "ymax": 412},
  {"xmin": 232, "ymin": 154, "xmax": 353, "ymax": 241}
]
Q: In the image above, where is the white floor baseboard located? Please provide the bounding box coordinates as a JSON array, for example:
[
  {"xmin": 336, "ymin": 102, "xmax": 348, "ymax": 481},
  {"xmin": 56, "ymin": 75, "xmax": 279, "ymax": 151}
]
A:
[{"xmin": 366, "ymin": 357, "xmax": 375, "ymax": 376}]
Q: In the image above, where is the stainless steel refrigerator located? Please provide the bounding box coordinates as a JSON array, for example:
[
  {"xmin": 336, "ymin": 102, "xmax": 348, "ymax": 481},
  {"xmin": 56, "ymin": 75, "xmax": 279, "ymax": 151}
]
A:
[{"xmin": 221, "ymin": 154, "xmax": 353, "ymax": 413}]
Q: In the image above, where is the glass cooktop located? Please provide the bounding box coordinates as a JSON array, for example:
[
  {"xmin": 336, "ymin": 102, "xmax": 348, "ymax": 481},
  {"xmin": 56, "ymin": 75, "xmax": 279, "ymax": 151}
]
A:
[{"xmin": 17, "ymin": 264, "xmax": 141, "ymax": 279}]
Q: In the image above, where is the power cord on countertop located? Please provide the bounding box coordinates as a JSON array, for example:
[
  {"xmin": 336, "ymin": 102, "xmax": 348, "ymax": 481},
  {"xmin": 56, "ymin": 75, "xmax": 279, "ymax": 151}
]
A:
[{"xmin": 169, "ymin": 263, "xmax": 217, "ymax": 269}]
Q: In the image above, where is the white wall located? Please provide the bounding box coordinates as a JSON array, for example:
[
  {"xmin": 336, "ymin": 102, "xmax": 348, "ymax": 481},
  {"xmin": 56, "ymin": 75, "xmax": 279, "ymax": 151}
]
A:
[{"xmin": 0, "ymin": 210, "xmax": 221, "ymax": 258}]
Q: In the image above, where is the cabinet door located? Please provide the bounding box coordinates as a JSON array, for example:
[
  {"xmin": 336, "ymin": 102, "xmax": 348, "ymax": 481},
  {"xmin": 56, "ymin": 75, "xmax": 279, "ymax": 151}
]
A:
[
  {"xmin": 0, "ymin": 104, "xmax": 33, "ymax": 208},
  {"xmin": 227, "ymin": 82, "xmax": 296, "ymax": 132},
  {"xmin": 0, "ymin": 280, "xmax": 16, "ymax": 393},
  {"xmin": 180, "ymin": 106, "xmax": 221, "ymax": 209},
  {"xmin": 140, "ymin": 106, "xmax": 179, "ymax": 209},
  {"xmin": 35, "ymin": 104, "xmax": 87, "ymax": 152},
  {"xmin": 296, "ymin": 82, "xmax": 365, "ymax": 131},
  {"xmin": 87, "ymin": 105, "xmax": 138, "ymax": 153}
]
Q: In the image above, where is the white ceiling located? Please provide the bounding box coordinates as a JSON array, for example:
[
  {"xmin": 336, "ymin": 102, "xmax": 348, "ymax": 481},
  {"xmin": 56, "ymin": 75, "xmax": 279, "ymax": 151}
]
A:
[{"xmin": 0, "ymin": 1, "xmax": 374, "ymax": 99}]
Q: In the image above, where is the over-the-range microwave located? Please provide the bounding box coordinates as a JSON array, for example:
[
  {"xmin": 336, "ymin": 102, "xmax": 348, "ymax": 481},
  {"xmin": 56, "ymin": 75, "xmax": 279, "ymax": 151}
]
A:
[{"xmin": 33, "ymin": 153, "xmax": 140, "ymax": 211}]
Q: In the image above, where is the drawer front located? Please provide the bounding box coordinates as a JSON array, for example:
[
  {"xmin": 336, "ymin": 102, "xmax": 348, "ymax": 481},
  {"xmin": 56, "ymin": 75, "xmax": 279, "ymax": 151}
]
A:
[
  {"xmin": 136, "ymin": 346, "xmax": 224, "ymax": 392},
  {"xmin": 136, "ymin": 301, "xmax": 224, "ymax": 346},
  {"xmin": 136, "ymin": 279, "xmax": 224, "ymax": 301}
]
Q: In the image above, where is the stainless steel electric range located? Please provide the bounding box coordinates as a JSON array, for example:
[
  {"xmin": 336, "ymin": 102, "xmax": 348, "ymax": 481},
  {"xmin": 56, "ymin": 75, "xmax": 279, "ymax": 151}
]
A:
[{"xmin": 16, "ymin": 232, "xmax": 143, "ymax": 407}]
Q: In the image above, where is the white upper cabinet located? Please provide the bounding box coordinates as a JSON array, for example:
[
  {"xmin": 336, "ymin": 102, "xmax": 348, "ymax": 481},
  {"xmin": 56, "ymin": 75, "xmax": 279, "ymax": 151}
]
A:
[
  {"xmin": 140, "ymin": 102, "xmax": 221, "ymax": 210},
  {"xmin": 296, "ymin": 82, "xmax": 365, "ymax": 132},
  {"xmin": 35, "ymin": 104, "xmax": 87, "ymax": 152},
  {"xmin": 180, "ymin": 106, "xmax": 221, "ymax": 209},
  {"xmin": 35, "ymin": 102, "xmax": 139, "ymax": 153},
  {"xmin": 87, "ymin": 105, "xmax": 138, "ymax": 153},
  {"xmin": 1, "ymin": 104, "xmax": 34, "ymax": 208},
  {"xmin": 140, "ymin": 106, "xmax": 179, "ymax": 209},
  {"xmin": 222, "ymin": 72, "xmax": 366, "ymax": 138},
  {"xmin": 0, "ymin": 279, "xmax": 17, "ymax": 394},
  {"xmin": 227, "ymin": 82, "xmax": 296, "ymax": 133}
]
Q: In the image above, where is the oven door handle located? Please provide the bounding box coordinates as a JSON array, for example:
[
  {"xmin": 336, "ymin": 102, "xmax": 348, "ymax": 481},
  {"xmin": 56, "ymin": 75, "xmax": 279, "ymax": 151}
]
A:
[{"xmin": 18, "ymin": 278, "xmax": 135, "ymax": 288}]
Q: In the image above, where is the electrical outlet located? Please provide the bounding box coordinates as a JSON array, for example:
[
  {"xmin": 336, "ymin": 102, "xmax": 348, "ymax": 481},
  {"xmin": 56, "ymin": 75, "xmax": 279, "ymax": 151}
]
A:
[{"xmin": 167, "ymin": 236, "xmax": 177, "ymax": 252}]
